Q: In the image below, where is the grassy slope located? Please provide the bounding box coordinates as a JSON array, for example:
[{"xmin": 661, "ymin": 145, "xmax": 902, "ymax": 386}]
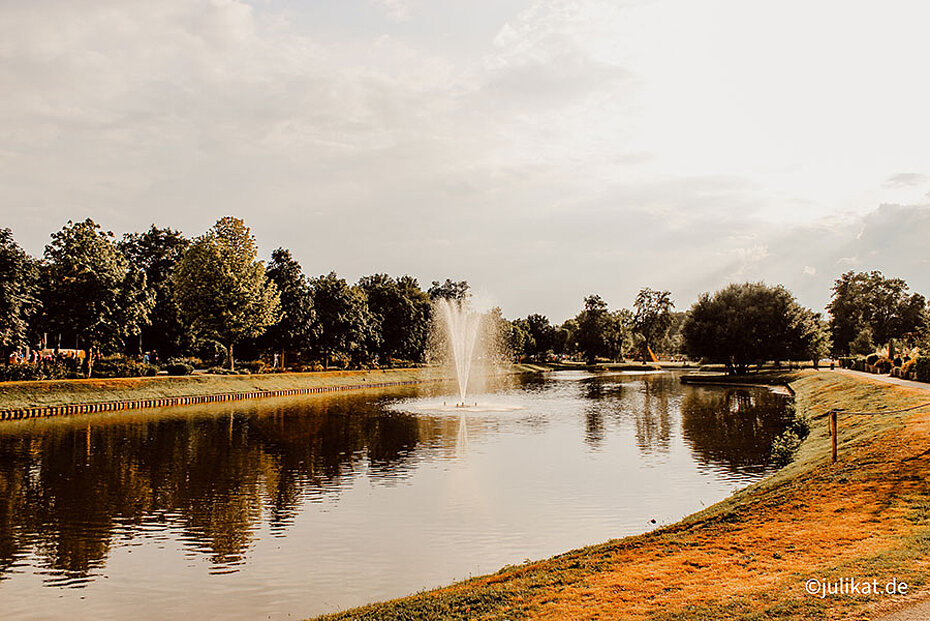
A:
[
  {"xmin": 0, "ymin": 368, "xmax": 434, "ymax": 411},
  {"xmin": 313, "ymin": 371, "xmax": 930, "ymax": 621},
  {"xmin": 0, "ymin": 364, "xmax": 548, "ymax": 411}
]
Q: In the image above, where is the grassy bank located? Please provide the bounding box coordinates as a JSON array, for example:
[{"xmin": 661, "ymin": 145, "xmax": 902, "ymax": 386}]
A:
[
  {"xmin": 0, "ymin": 368, "xmax": 438, "ymax": 412},
  {"xmin": 0, "ymin": 363, "xmax": 549, "ymax": 412},
  {"xmin": 313, "ymin": 370, "xmax": 930, "ymax": 621}
]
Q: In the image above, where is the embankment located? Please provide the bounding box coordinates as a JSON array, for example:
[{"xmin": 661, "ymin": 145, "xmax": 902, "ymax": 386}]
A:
[
  {"xmin": 313, "ymin": 370, "xmax": 930, "ymax": 621},
  {"xmin": 0, "ymin": 364, "xmax": 549, "ymax": 421}
]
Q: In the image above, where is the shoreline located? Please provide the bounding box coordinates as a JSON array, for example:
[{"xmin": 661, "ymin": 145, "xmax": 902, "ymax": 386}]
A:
[
  {"xmin": 0, "ymin": 364, "xmax": 550, "ymax": 421},
  {"xmin": 312, "ymin": 370, "xmax": 930, "ymax": 621}
]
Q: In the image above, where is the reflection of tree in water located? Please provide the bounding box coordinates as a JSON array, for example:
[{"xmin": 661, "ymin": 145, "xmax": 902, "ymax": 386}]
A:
[
  {"xmin": 579, "ymin": 375, "xmax": 674, "ymax": 453},
  {"xmin": 680, "ymin": 386, "xmax": 789, "ymax": 476},
  {"xmin": 0, "ymin": 392, "xmax": 427, "ymax": 582},
  {"xmin": 635, "ymin": 375, "xmax": 672, "ymax": 454}
]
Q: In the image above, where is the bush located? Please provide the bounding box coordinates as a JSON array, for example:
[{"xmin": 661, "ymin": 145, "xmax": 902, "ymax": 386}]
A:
[
  {"xmin": 207, "ymin": 366, "xmax": 235, "ymax": 375},
  {"xmin": 241, "ymin": 360, "xmax": 266, "ymax": 374},
  {"xmin": 866, "ymin": 353, "xmax": 880, "ymax": 366},
  {"xmin": 771, "ymin": 402, "xmax": 809, "ymax": 467},
  {"xmin": 914, "ymin": 357, "xmax": 930, "ymax": 383},
  {"xmin": 94, "ymin": 356, "xmax": 148, "ymax": 378},
  {"xmin": 0, "ymin": 359, "xmax": 80, "ymax": 382},
  {"xmin": 168, "ymin": 357, "xmax": 203, "ymax": 370},
  {"xmin": 874, "ymin": 358, "xmax": 893, "ymax": 373},
  {"xmin": 164, "ymin": 363, "xmax": 194, "ymax": 376}
]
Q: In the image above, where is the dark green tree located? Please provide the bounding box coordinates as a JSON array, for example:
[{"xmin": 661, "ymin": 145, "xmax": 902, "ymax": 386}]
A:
[
  {"xmin": 827, "ymin": 271, "xmax": 926, "ymax": 355},
  {"xmin": 119, "ymin": 226, "xmax": 191, "ymax": 359},
  {"xmin": 516, "ymin": 314, "xmax": 558, "ymax": 360},
  {"xmin": 310, "ymin": 272, "xmax": 376, "ymax": 368},
  {"xmin": 171, "ymin": 217, "xmax": 280, "ymax": 370},
  {"xmin": 43, "ymin": 219, "xmax": 154, "ymax": 373},
  {"xmin": 264, "ymin": 248, "xmax": 316, "ymax": 369},
  {"xmin": 573, "ymin": 295, "xmax": 629, "ymax": 364},
  {"xmin": 682, "ymin": 282, "xmax": 822, "ymax": 375},
  {"xmin": 632, "ymin": 287, "xmax": 674, "ymax": 361},
  {"xmin": 0, "ymin": 229, "xmax": 39, "ymax": 356},
  {"xmin": 357, "ymin": 274, "xmax": 431, "ymax": 364},
  {"xmin": 427, "ymin": 279, "xmax": 470, "ymax": 301}
]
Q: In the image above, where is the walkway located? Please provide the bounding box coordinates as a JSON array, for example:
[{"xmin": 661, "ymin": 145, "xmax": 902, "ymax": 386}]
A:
[{"xmin": 835, "ymin": 368, "xmax": 930, "ymax": 393}]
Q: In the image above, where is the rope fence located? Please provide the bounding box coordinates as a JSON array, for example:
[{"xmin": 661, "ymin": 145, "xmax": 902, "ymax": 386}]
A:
[{"xmin": 827, "ymin": 400, "xmax": 930, "ymax": 462}]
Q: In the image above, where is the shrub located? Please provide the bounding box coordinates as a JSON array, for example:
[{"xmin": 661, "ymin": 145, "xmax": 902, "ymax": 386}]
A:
[
  {"xmin": 874, "ymin": 358, "xmax": 893, "ymax": 373},
  {"xmin": 164, "ymin": 363, "xmax": 194, "ymax": 376},
  {"xmin": 207, "ymin": 366, "xmax": 235, "ymax": 375},
  {"xmin": 242, "ymin": 360, "xmax": 266, "ymax": 374},
  {"xmin": 866, "ymin": 353, "xmax": 880, "ymax": 366},
  {"xmin": 168, "ymin": 357, "xmax": 203, "ymax": 370},
  {"xmin": 771, "ymin": 429, "xmax": 803, "ymax": 467},
  {"xmin": 94, "ymin": 356, "xmax": 148, "ymax": 378},
  {"xmin": 0, "ymin": 359, "xmax": 81, "ymax": 382},
  {"xmin": 914, "ymin": 357, "xmax": 930, "ymax": 383},
  {"xmin": 771, "ymin": 401, "xmax": 809, "ymax": 467}
]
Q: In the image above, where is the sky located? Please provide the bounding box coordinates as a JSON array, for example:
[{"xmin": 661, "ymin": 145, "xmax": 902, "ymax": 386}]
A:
[{"xmin": 1, "ymin": 0, "xmax": 929, "ymax": 322}]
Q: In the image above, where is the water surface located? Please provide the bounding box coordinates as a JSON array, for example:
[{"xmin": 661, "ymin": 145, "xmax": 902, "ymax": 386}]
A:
[{"xmin": 0, "ymin": 371, "xmax": 790, "ymax": 619}]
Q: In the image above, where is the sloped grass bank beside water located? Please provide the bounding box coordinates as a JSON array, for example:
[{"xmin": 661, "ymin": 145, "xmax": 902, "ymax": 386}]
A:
[{"xmin": 313, "ymin": 371, "xmax": 930, "ymax": 621}]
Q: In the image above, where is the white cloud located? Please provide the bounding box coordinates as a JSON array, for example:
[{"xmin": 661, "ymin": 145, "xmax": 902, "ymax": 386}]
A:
[{"xmin": 1, "ymin": 0, "xmax": 929, "ymax": 321}]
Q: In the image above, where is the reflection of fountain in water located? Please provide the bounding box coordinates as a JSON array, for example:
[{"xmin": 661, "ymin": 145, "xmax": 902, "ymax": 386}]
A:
[{"xmin": 455, "ymin": 415, "xmax": 468, "ymax": 457}]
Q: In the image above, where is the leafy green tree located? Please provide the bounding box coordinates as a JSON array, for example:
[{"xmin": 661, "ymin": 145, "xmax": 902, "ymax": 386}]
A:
[
  {"xmin": 515, "ymin": 314, "xmax": 558, "ymax": 360},
  {"xmin": 632, "ymin": 287, "xmax": 674, "ymax": 360},
  {"xmin": 43, "ymin": 219, "xmax": 154, "ymax": 373},
  {"xmin": 264, "ymin": 248, "xmax": 316, "ymax": 369},
  {"xmin": 358, "ymin": 274, "xmax": 431, "ymax": 363},
  {"xmin": 573, "ymin": 295, "xmax": 629, "ymax": 364},
  {"xmin": 171, "ymin": 217, "xmax": 280, "ymax": 370},
  {"xmin": 119, "ymin": 226, "xmax": 191, "ymax": 359},
  {"xmin": 827, "ymin": 271, "xmax": 926, "ymax": 355},
  {"xmin": 0, "ymin": 229, "xmax": 39, "ymax": 356},
  {"xmin": 428, "ymin": 279, "xmax": 470, "ymax": 301},
  {"xmin": 310, "ymin": 272, "xmax": 376, "ymax": 368},
  {"xmin": 682, "ymin": 282, "xmax": 822, "ymax": 375}
]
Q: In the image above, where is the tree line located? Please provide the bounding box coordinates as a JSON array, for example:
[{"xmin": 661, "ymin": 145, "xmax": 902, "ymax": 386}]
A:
[{"xmin": 0, "ymin": 216, "xmax": 926, "ymax": 377}]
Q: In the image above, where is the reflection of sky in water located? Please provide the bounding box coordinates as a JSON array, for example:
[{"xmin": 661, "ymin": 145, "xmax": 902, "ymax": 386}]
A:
[{"xmin": 0, "ymin": 371, "xmax": 789, "ymax": 620}]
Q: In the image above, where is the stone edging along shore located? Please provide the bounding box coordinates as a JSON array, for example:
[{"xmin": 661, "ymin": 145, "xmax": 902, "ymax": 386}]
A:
[{"xmin": 0, "ymin": 378, "xmax": 444, "ymax": 422}]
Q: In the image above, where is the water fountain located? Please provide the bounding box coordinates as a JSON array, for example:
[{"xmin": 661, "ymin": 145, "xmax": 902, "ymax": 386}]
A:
[{"xmin": 435, "ymin": 298, "xmax": 482, "ymax": 407}]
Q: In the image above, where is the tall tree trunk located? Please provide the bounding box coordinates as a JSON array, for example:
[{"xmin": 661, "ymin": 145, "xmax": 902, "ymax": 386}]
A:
[{"xmin": 228, "ymin": 342, "xmax": 234, "ymax": 371}]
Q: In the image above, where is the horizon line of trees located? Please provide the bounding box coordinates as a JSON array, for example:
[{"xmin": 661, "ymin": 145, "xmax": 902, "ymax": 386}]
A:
[{"xmin": 0, "ymin": 217, "xmax": 927, "ymax": 377}]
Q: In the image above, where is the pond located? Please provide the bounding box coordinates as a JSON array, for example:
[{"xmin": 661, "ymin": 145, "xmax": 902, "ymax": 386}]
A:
[{"xmin": 0, "ymin": 371, "xmax": 790, "ymax": 620}]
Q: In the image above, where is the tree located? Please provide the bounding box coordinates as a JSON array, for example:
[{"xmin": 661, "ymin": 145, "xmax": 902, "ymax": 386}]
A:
[
  {"xmin": 171, "ymin": 217, "xmax": 280, "ymax": 370},
  {"xmin": 264, "ymin": 248, "xmax": 315, "ymax": 369},
  {"xmin": 358, "ymin": 274, "xmax": 432, "ymax": 363},
  {"xmin": 428, "ymin": 279, "xmax": 470, "ymax": 301},
  {"xmin": 0, "ymin": 229, "xmax": 39, "ymax": 356},
  {"xmin": 572, "ymin": 295, "xmax": 629, "ymax": 364},
  {"xmin": 310, "ymin": 272, "xmax": 376, "ymax": 368},
  {"xmin": 119, "ymin": 226, "xmax": 191, "ymax": 359},
  {"xmin": 827, "ymin": 271, "xmax": 927, "ymax": 355},
  {"xmin": 43, "ymin": 219, "xmax": 154, "ymax": 373},
  {"xmin": 682, "ymin": 282, "xmax": 822, "ymax": 375},
  {"xmin": 632, "ymin": 288, "xmax": 674, "ymax": 361},
  {"xmin": 516, "ymin": 314, "xmax": 558, "ymax": 360}
]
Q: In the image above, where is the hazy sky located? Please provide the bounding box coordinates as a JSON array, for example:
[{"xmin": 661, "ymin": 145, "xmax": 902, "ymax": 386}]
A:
[{"xmin": 2, "ymin": 0, "xmax": 929, "ymax": 321}]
